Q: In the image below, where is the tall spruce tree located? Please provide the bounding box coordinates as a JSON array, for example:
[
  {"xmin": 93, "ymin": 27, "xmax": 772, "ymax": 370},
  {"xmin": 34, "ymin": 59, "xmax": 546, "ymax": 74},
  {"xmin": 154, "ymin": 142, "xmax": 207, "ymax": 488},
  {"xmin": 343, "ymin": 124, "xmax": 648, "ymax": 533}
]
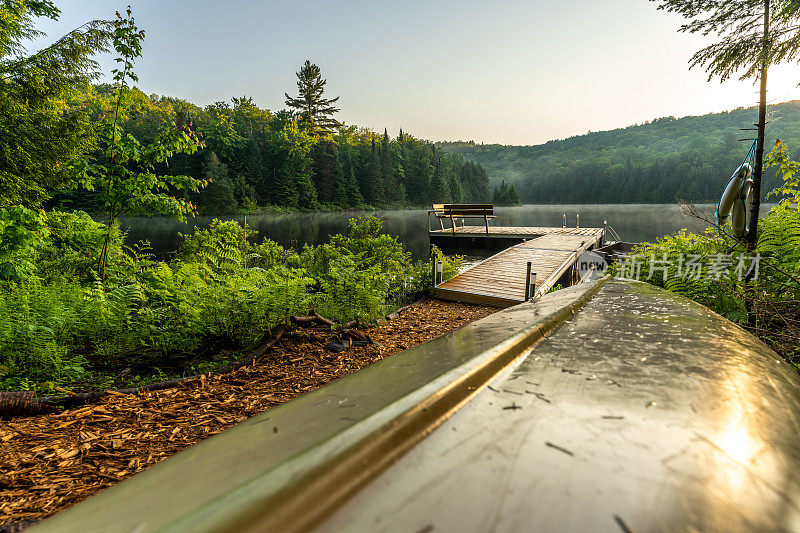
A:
[{"xmin": 284, "ymin": 60, "xmax": 341, "ymax": 138}]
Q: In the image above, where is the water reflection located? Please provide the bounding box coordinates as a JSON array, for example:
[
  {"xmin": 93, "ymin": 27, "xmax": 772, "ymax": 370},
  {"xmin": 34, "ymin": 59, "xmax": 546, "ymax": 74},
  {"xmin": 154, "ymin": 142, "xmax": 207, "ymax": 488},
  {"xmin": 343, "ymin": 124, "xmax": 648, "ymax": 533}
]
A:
[{"xmin": 119, "ymin": 204, "xmax": 775, "ymax": 260}]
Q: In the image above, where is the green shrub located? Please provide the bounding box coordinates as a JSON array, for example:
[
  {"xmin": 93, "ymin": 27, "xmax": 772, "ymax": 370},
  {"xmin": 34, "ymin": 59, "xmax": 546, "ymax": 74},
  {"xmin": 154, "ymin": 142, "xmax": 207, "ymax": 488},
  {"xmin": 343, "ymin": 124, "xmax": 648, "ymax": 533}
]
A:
[{"xmin": 0, "ymin": 214, "xmax": 458, "ymax": 392}]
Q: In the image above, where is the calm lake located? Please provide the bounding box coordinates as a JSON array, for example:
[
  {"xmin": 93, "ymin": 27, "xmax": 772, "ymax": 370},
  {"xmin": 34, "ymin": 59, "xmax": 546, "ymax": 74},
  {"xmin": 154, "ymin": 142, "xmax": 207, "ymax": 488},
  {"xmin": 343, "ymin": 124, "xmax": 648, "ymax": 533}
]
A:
[{"xmin": 119, "ymin": 204, "xmax": 774, "ymax": 260}]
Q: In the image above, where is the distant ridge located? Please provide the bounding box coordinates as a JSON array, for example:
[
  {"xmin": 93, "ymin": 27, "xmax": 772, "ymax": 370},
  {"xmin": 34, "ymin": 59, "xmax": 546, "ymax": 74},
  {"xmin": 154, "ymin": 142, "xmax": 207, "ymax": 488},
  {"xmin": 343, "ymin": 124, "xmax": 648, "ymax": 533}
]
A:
[{"xmin": 438, "ymin": 101, "xmax": 800, "ymax": 204}]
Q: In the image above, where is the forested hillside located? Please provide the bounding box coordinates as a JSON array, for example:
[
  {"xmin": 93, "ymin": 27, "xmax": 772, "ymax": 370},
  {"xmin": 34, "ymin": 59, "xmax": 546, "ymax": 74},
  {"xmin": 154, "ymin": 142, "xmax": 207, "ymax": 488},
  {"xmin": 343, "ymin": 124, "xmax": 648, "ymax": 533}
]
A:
[
  {"xmin": 47, "ymin": 85, "xmax": 489, "ymax": 214},
  {"xmin": 440, "ymin": 101, "xmax": 800, "ymax": 204}
]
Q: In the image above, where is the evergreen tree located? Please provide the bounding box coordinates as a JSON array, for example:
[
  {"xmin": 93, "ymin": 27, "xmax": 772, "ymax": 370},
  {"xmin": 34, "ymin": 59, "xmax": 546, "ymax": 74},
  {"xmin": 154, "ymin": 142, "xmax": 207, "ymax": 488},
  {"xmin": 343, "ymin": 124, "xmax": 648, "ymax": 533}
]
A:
[
  {"xmin": 271, "ymin": 168, "xmax": 298, "ymax": 207},
  {"xmin": 0, "ymin": 0, "xmax": 112, "ymax": 208},
  {"xmin": 460, "ymin": 161, "xmax": 490, "ymax": 203},
  {"xmin": 449, "ymin": 172, "xmax": 463, "ymax": 203},
  {"xmin": 393, "ymin": 128, "xmax": 408, "ymax": 204},
  {"xmin": 335, "ymin": 146, "xmax": 364, "ymax": 208},
  {"xmin": 367, "ymin": 139, "xmax": 385, "ymax": 206},
  {"xmin": 241, "ymin": 136, "xmax": 266, "ymax": 201},
  {"xmin": 380, "ymin": 128, "xmax": 396, "ymax": 203},
  {"xmin": 338, "ymin": 142, "xmax": 364, "ymax": 208},
  {"xmin": 270, "ymin": 122, "xmax": 316, "ymax": 208},
  {"xmin": 284, "ymin": 60, "xmax": 341, "ymax": 137},
  {"xmin": 311, "ymin": 140, "xmax": 339, "ymax": 204},
  {"xmin": 199, "ymin": 152, "xmax": 237, "ymax": 213},
  {"xmin": 492, "ymin": 180, "xmax": 521, "ymax": 206},
  {"xmin": 430, "ymin": 148, "xmax": 452, "ymax": 203},
  {"xmin": 232, "ymin": 175, "xmax": 257, "ymax": 210}
]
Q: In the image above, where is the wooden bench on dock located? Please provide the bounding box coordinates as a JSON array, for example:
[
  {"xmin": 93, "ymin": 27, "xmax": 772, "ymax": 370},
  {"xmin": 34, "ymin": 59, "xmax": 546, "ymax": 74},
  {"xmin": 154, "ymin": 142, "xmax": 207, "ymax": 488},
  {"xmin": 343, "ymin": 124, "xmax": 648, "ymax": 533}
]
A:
[{"xmin": 428, "ymin": 203, "xmax": 497, "ymax": 234}]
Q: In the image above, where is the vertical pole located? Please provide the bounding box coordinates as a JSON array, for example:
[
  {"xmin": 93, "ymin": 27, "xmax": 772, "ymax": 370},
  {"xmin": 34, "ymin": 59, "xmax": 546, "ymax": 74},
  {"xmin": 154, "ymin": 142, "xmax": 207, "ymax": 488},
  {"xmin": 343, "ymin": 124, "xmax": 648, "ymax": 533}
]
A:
[
  {"xmin": 531, "ymin": 272, "xmax": 537, "ymax": 299},
  {"xmin": 437, "ymin": 260, "xmax": 443, "ymax": 285},
  {"xmin": 576, "ymin": 214, "xmax": 580, "ymax": 228},
  {"xmin": 562, "ymin": 213, "xmax": 566, "ymax": 228},
  {"xmin": 602, "ymin": 219, "xmax": 607, "ymax": 246},
  {"xmin": 747, "ymin": 0, "xmax": 770, "ymax": 251},
  {"xmin": 431, "ymin": 255, "xmax": 437, "ymax": 287},
  {"xmin": 525, "ymin": 261, "xmax": 532, "ymax": 300}
]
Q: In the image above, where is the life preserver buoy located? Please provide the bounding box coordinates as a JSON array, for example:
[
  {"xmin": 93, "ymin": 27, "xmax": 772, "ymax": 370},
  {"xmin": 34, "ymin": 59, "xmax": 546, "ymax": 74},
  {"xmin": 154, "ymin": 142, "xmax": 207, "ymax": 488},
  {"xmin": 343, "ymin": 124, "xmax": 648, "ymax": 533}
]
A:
[
  {"xmin": 731, "ymin": 178, "xmax": 754, "ymax": 239},
  {"xmin": 716, "ymin": 163, "xmax": 751, "ymax": 224}
]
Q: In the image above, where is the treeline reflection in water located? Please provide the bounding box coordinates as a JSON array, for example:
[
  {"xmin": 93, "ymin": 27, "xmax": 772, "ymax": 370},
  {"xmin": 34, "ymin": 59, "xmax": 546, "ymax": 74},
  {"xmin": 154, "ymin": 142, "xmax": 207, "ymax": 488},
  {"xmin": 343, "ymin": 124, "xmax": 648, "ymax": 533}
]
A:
[{"xmin": 119, "ymin": 204, "xmax": 775, "ymax": 261}]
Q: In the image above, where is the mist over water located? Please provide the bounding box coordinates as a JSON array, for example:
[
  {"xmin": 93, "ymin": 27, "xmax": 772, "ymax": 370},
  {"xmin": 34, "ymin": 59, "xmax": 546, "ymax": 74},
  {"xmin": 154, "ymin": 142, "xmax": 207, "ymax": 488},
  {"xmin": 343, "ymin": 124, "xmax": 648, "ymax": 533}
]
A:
[{"xmin": 119, "ymin": 203, "xmax": 775, "ymax": 261}]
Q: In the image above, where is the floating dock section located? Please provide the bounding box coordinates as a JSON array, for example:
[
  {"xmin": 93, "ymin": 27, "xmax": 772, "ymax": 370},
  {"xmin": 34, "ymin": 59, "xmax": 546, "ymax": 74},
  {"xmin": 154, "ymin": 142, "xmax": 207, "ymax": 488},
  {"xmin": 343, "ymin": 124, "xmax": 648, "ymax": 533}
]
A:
[
  {"xmin": 429, "ymin": 225, "xmax": 605, "ymax": 253},
  {"xmin": 433, "ymin": 228, "xmax": 605, "ymax": 307}
]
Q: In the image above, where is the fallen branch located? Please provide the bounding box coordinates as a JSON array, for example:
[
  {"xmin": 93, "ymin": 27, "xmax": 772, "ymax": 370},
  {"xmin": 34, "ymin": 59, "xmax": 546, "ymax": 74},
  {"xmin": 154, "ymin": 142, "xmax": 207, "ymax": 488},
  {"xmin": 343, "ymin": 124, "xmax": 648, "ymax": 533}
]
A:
[
  {"xmin": 290, "ymin": 310, "xmax": 336, "ymax": 328},
  {"xmin": 340, "ymin": 328, "xmax": 371, "ymax": 343},
  {"xmin": 0, "ymin": 391, "xmax": 57, "ymax": 418}
]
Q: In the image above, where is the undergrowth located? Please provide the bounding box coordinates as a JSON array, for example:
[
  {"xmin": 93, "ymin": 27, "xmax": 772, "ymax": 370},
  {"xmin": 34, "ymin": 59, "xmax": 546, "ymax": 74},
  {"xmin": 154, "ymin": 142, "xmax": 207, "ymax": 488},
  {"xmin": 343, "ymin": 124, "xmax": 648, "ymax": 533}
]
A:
[{"xmin": 0, "ymin": 214, "xmax": 455, "ymax": 394}]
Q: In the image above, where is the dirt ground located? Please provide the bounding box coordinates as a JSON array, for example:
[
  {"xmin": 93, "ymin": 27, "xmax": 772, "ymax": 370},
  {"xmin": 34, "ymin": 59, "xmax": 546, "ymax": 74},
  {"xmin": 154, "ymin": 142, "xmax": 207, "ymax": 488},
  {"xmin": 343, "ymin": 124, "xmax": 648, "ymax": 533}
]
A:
[{"xmin": 0, "ymin": 299, "xmax": 496, "ymax": 528}]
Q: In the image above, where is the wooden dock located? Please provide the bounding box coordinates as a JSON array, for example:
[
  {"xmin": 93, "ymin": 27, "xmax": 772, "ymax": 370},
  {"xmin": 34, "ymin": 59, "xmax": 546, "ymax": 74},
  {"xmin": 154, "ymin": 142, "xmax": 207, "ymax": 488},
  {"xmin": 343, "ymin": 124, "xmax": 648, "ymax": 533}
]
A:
[
  {"xmin": 430, "ymin": 225, "xmax": 604, "ymax": 239},
  {"xmin": 433, "ymin": 229, "xmax": 604, "ymax": 307}
]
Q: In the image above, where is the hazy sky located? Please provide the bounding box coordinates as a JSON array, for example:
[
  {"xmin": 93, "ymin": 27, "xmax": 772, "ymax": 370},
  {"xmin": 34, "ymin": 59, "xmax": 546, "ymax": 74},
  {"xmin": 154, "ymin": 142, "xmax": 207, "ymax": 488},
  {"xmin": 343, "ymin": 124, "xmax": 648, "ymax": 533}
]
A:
[{"xmin": 30, "ymin": 0, "xmax": 800, "ymax": 145}]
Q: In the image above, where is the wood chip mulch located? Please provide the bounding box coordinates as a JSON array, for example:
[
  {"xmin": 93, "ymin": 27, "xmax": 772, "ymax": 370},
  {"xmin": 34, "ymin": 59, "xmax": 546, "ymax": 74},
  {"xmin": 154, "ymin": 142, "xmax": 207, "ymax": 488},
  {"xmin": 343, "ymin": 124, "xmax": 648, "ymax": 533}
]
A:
[{"xmin": 0, "ymin": 299, "xmax": 495, "ymax": 528}]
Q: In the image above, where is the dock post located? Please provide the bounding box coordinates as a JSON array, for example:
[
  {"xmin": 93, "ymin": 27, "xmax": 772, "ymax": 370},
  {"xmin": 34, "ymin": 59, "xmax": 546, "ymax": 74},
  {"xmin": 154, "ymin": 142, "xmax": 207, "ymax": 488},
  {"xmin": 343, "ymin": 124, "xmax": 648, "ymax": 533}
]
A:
[
  {"xmin": 525, "ymin": 262, "xmax": 537, "ymax": 300},
  {"xmin": 603, "ymin": 219, "xmax": 607, "ymax": 246},
  {"xmin": 576, "ymin": 214, "xmax": 580, "ymax": 228},
  {"xmin": 525, "ymin": 262, "xmax": 532, "ymax": 299},
  {"xmin": 562, "ymin": 214, "xmax": 566, "ymax": 228}
]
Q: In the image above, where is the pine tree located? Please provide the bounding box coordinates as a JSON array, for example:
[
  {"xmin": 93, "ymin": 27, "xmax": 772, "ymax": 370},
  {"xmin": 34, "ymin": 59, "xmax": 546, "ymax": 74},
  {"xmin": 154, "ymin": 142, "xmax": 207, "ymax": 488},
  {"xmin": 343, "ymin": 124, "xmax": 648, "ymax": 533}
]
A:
[{"xmin": 284, "ymin": 60, "xmax": 341, "ymax": 138}]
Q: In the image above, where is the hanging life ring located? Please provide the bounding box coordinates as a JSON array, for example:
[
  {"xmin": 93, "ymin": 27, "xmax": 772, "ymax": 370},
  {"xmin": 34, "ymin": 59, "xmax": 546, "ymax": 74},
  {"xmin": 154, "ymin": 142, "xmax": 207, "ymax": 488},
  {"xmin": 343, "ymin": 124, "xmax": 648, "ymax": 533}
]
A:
[
  {"xmin": 731, "ymin": 178, "xmax": 754, "ymax": 240},
  {"xmin": 716, "ymin": 163, "xmax": 751, "ymax": 225}
]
